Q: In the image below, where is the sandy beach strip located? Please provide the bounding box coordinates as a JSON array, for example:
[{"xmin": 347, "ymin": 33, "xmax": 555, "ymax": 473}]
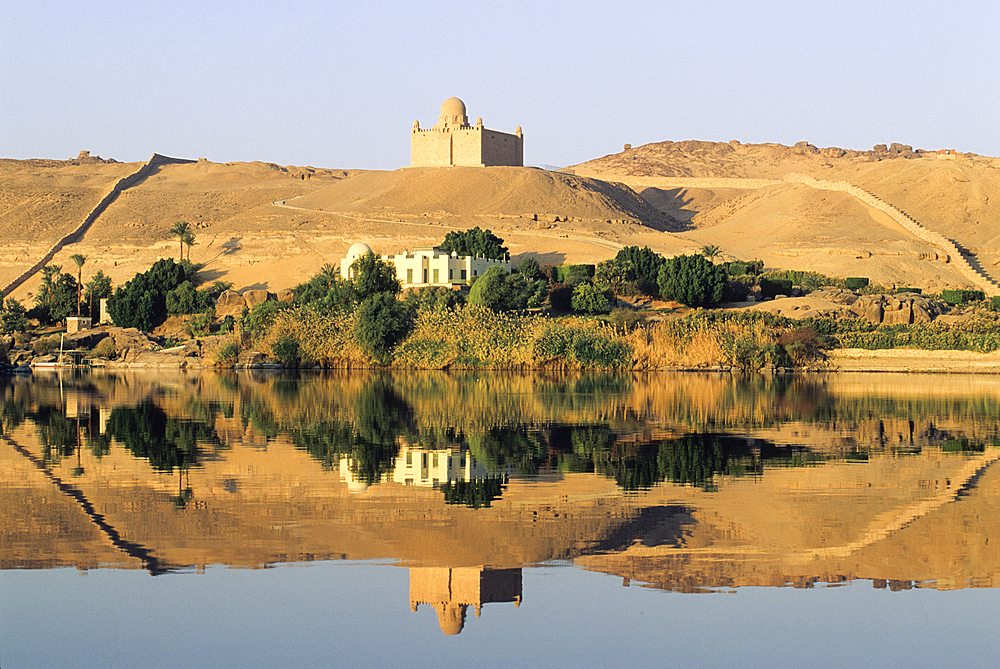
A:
[{"xmin": 829, "ymin": 348, "xmax": 1000, "ymax": 374}]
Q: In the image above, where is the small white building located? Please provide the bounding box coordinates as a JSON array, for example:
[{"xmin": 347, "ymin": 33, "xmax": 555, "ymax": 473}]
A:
[{"xmin": 340, "ymin": 242, "xmax": 511, "ymax": 288}]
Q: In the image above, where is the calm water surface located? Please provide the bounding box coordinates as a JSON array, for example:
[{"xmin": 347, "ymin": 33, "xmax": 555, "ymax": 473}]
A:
[{"xmin": 3, "ymin": 370, "xmax": 1000, "ymax": 668}]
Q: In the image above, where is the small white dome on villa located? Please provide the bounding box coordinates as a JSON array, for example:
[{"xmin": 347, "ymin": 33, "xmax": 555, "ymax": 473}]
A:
[{"xmin": 346, "ymin": 242, "xmax": 373, "ymax": 260}]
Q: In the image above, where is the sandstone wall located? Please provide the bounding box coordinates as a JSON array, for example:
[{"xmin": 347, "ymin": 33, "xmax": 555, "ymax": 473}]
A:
[
  {"xmin": 411, "ymin": 129, "xmax": 453, "ymax": 167},
  {"xmin": 1, "ymin": 154, "xmax": 197, "ymax": 298},
  {"xmin": 411, "ymin": 126, "xmax": 523, "ymax": 167},
  {"xmin": 785, "ymin": 173, "xmax": 1000, "ymax": 295},
  {"xmin": 481, "ymin": 128, "xmax": 522, "ymax": 167}
]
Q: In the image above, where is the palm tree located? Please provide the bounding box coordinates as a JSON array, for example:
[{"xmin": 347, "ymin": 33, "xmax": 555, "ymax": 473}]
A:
[
  {"xmin": 319, "ymin": 263, "xmax": 338, "ymax": 289},
  {"xmin": 700, "ymin": 244, "xmax": 723, "ymax": 263},
  {"xmin": 182, "ymin": 230, "xmax": 196, "ymax": 263},
  {"xmin": 170, "ymin": 221, "xmax": 190, "ymax": 262},
  {"xmin": 39, "ymin": 264, "xmax": 61, "ymax": 310},
  {"xmin": 69, "ymin": 253, "xmax": 87, "ymax": 316}
]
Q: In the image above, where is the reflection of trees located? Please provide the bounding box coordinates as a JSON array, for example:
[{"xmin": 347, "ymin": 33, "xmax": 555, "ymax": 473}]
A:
[
  {"xmin": 292, "ymin": 378, "xmax": 413, "ymax": 485},
  {"xmin": 105, "ymin": 402, "xmax": 219, "ymax": 472},
  {"xmin": 466, "ymin": 427, "xmax": 546, "ymax": 476},
  {"xmin": 442, "ymin": 476, "xmax": 508, "ymax": 509}
]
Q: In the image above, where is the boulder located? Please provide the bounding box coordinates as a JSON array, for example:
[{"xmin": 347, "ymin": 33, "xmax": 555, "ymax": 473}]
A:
[
  {"xmin": 63, "ymin": 330, "xmax": 109, "ymax": 350},
  {"xmin": 243, "ymin": 289, "xmax": 272, "ymax": 310},
  {"xmin": 882, "ymin": 303, "xmax": 912, "ymax": 325},
  {"xmin": 216, "ymin": 290, "xmax": 248, "ymax": 317},
  {"xmin": 864, "ymin": 302, "xmax": 884, "ymax": 324},
  {"xmin": 277, "ymin": 289, "xmax": 295, "ymax": 303},
  {"xmin": 217, "ymin": 290, "xmax": 245, "ymax": 308}
]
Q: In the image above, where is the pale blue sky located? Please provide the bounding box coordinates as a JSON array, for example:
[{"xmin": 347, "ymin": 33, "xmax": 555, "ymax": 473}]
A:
[{"xmin": 2, "ymin": 0, "xmax": 997, "ymax": 169}]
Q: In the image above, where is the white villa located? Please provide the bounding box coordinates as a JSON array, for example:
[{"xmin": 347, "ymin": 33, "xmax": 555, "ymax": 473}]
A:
[{"xmin": 340, "ymin": 242, "xmax": 511, "ymax": 288}]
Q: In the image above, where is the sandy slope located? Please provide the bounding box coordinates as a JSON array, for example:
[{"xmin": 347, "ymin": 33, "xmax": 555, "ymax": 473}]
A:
[{"xmin": 2, "ymin": 140, "xmax": 998, "ymax": 299}]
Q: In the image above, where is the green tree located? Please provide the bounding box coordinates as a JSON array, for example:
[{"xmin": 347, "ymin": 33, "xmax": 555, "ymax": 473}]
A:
[
  {"xmin": 657, "ymin": 254, "xmax": 727, "ymax": 308},
  {"xmin": 594, "ymin": 258, "xmax": 634, "ymax": 293},
  {"xmin": 613, "ymin": 246, "xmax": 664, "ymax": 294},
  {"xmin": 518, "ymin": 256, "xmax": 541, "ymax": 279},
  {"xmin": 700, "ymin": 244, "xmax": 723, "ymax": 262},
  {"xmin": 571, "ymin": 282, "xmax": 614, "ymax": 314},
  {"xmin": 351, "ymin": 251, "xmax": 401, "ymax": 300},
  {"xmin": 468, "ymin": 266, "xmax": 511, "ymax": 310},
  {"xmin": 1, "ymin": 298, "xmax": 28, "ymax": 334},
  {"xmin": 170, "ymin": 222, "xmax": 190, "ymax": 262},
  {"xmin": 107, "ymin": 259, "xmax": 187, "ymax": 330},
  {"xmin": 439, "ymin": 227, "xmax": 508, "ymax": 260},
  {"xmin": 353, "ymin": 292, "xmax": 413, "ymax": 364},
  {"xmin": 83, "ymin": 270, "xmax": 113, "ymax": 319},
  {"xmin": 69, "ymin": 253, "xmax": 87, "ymax": 316},
  {"xmin": 182, "ymin": 230, "xmax": 196, "ymax": 262}
]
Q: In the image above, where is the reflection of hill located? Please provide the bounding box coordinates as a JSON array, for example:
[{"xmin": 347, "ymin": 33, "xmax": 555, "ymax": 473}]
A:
[{"xmin": 4, "ymin": 371, "xmax": 1000, "ymax": 594}]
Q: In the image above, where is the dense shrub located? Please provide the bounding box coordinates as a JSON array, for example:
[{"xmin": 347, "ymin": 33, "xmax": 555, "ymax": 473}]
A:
[
  {"xmin": 547, "ymin": 283, "xmax": 573, "ymax": 312},
  {"xmin": 94, "ymin": 337, "xmax": 116, "ymax": 359},
  {"xmin": 531, "ymin": 323, "xmax": 630, "ymax": 368},
  {"xmin": 353, "ymin": 292, "xmax": 414, "ymax": 363},
  {"xmin": 215, "ymin": 341, "xmax": 240, "ymax": 366},
  {"xmin": 759, "ymin": 277, "xmax": 793, "ymax": 299},
  {"xmin": 895, "ymin": 287, "xmax": 923, "ymax": 295},
  {"xmin": 657, "ymin": 254, "xmax": 727, "ymax": 308},
  {"xmin": 554, "ymin": 264, "xmax": 596, "ymax": 285},
  {"xmin": 1, "ymin": 298, "xmax": 28, "ymax": 334},
  {"xmin": 166, "ymin": 281, "xmax": 214, "ymax": 315},
  {"xmin": 272, "ymin": 334, "xmax": 302, "ymax": 367},
  {"xmin": 571, "ymin": 283, "xmax": 613, "ymax": 314},
  {"xmin": 942, "ymin": 289, "xmax": 985, "ymax": 305},
  {"xmin": 844, "ymin": 277, "xmax": 870, "ymax": 290},
  {"xmin": 439, "ymin": 227, "xmax": 508, "ymax": 260},
  {"xmin": 243, "ymin": 301, "xmax": 290, "ymax": 340},
  {"xmin": 108, "ymin": 259, "xmax": 187, "ymax": 331},
  {"xmin": 614, "ymin": 246, "xmax": 664, "ymax": 294},
  {"xmin": 403, "ymin": 286, "xmax": 466, "ymax": 312}
]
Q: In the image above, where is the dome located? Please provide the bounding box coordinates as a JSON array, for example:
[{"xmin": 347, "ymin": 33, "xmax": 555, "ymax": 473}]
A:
[
  {"xmin": 437, "ymin": 97, "xmax": 469, "ymax": 127},
  {"xmin": 346, "ymin": 242, "xmax": 372, "ymax": 259},
  {"xmin": 440, "ymin": 97, "xmax": 466, "ymax": 118}
]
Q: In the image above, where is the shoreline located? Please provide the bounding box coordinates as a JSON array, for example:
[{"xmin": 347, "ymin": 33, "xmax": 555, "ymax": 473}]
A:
[{"xmin": 829, "ymin": 348, "xmax": 1000, "ymax": 374}]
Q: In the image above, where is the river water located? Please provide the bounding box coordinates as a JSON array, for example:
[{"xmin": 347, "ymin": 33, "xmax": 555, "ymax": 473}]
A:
[{"xmin": 3, "ymin": 370, "xmax": 1000, "ymax": 668}]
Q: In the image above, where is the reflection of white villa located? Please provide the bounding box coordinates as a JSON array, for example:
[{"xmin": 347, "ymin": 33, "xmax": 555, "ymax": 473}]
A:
[
  {"xmin": 340, "ymin": 242, "xmax": 511, "ymax": 288},
  {"xmin": 338, "ymin": 443, "xmax": 516, "ymax": 491}
]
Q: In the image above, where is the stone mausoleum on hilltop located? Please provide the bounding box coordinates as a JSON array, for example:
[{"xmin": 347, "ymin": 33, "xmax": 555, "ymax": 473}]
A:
[{"xmin": 411, "ymin": 97, "xmax": 523, "ymax": 167}]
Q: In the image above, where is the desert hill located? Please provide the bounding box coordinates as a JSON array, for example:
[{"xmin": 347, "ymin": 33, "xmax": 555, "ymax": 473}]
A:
[
  {"xmin": 571, "ymin": 141, "xmax": 1000, "ymax": 291},
  {"xmin": 289, "ymin": 167, "xmax": 671, "ymax": 230},
  {"xmin": 1, "ymin": 140, "xmax": 999, "ymax": 300}
]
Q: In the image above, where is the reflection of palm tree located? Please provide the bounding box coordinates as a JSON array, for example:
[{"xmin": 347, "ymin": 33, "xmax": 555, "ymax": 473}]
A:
[
  {"xmin": 170, "ymin": 221, "xmax": 190, "ymax": 262},
  {"xmin": 69, "ymin": 253, "xmax": 87, "ymax": 316}
]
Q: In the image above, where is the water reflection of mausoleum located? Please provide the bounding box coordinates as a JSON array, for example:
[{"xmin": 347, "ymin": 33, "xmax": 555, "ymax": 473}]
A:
[{"xmin": 409, "ymin": 566, "xmax": 522, "ymax": 635}]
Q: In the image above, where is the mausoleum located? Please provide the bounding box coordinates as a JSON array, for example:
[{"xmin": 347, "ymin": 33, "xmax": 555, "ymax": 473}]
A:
[{"xmin": 411, "ymin": 97, "xmax": 523, "ymax": 167}]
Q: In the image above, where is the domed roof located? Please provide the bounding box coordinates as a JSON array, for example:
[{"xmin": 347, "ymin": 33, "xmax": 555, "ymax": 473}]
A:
[
  {"xmin": 436, "ymin": 97, "xmax": 469, "ymax": 128},
  {"xmin": 440, "ymin": 97, "xmax": 466, "ymax": 118},
  {"xmin": 346, "ymin": 242, "xmax": 372, "ymax": 259}
]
